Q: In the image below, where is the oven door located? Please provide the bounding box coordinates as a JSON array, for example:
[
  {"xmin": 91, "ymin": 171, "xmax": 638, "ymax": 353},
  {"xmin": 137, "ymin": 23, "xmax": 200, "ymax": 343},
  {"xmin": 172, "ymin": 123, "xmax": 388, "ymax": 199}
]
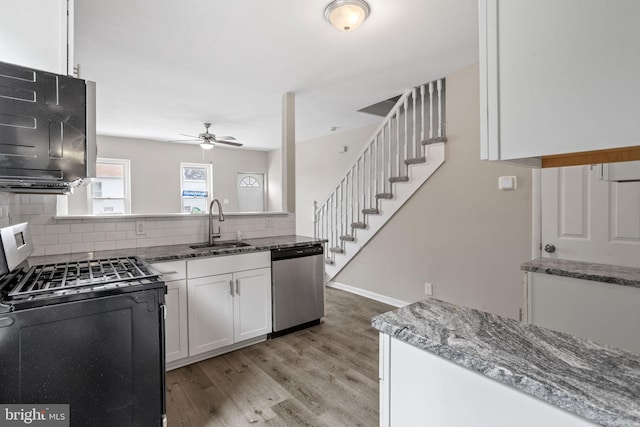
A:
[{"xmin": 0, "ymin": 288, "xmax": 164, "ymax": 427}]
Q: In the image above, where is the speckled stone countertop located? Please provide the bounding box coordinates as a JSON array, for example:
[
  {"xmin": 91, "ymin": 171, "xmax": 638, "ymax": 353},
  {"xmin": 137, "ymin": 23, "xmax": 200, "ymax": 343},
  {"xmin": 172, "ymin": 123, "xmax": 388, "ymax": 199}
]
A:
[
  {"xmin": 521, "ymin": 257, "xmax": 640, "ymax": 289},
  {"xmin": 28, "ymin": 235, "xmax": 326, "ymax": 265},
  {"xmin": 372, "ymin": 298, "xmax": 640, "ymax": 427}
]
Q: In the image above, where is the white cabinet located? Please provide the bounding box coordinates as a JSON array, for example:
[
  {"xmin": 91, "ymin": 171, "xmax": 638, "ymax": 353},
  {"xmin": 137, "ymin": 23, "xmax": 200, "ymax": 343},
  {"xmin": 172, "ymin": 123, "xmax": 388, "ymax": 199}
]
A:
[
  {"xmin": 153, "ymin": 252, "xmax": 272, "ymax": 366},
  {"xmin": 0, "ymin": 0, "xmax": 71, "ymax": 74},
  {"xmin": 379, "ymin": 334, "xmax": 595, "ymax": 427},
  {"xmin": 187, "ymin": 252, "xmax": 271, "ymax": 357},
  {"xmin": 233, "ymin": 268, "xmax": 272, "ymax": 342},
  {"xmin": 188, "ymin": 273, "xmax": 235, "ymax": 355},
  {"xmin": 479, "ymin": 0, "xmax": 640, "ymax": 161},
  {"xmin": 527, "ymin": 272, "xmax": 640, "ymax": 354},
  {"xmin": 150, "ymin": 260, "xmax": 188, "ymax": 363}
]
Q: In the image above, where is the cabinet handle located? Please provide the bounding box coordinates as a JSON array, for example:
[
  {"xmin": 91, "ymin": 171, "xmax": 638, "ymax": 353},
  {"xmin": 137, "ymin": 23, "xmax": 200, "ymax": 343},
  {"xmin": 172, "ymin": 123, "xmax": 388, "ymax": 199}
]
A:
[
  {"xmin": 229, "ymin": 280, "xmax": 234, "ymax": 296},
  {"xmin": 159, "ymin": 270, "xmax": 178, "ymax": 275},
  {"xmin": 235, "ymin": 278, "xmax": 240, "ymax": 295}
]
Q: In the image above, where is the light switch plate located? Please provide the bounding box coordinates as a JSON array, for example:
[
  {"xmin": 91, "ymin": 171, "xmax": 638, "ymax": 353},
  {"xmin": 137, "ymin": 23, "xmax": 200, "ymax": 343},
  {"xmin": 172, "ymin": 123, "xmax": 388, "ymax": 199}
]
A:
[{"xmin": 498, "ymin": 176, "xmax": 517, "ymax": 190}]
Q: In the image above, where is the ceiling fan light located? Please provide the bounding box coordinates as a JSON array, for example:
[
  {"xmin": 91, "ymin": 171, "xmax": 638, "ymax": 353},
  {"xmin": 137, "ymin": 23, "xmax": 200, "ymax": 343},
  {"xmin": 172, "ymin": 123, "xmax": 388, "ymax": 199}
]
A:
[
  {"xmin": 200, "ymin": 141, "xmax": 214, "ymax": 150},
  {"xmin": 324, "ymin": 0, "xmax": 370, "ymax": 32}
]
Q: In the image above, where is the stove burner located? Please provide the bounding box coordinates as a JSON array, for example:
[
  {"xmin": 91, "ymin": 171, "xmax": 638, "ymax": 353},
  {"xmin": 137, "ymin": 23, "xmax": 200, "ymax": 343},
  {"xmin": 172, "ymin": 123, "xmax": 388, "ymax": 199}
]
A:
[{"xmin": 7, "ymin": 257, "xmax": 157, "ymax": 298}]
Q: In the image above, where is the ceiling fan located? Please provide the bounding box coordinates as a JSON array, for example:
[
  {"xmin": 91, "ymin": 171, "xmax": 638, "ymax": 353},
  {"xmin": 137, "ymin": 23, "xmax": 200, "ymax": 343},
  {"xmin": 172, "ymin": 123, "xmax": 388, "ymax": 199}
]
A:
[{"xmin": 170, "ymin": 122, "xmax": 242, "ymax": 149}]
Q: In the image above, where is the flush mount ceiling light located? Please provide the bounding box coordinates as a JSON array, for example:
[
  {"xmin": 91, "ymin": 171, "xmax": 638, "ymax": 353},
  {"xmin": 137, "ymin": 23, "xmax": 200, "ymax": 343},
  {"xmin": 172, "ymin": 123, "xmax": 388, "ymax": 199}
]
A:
[{"xmin": 324, "ymin": 0, "xmax": 370, "ymax": 32}]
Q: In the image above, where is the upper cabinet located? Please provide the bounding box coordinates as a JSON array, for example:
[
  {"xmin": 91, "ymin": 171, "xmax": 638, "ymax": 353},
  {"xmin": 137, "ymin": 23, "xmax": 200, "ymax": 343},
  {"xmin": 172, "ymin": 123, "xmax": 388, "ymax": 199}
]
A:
[
  {"xmin": 479, "ymin": 0, "xmax": 640, "ymax": 164},
  {"xmin": 0, "ymin": 0, "xmax": 72, "ymax": 74}
]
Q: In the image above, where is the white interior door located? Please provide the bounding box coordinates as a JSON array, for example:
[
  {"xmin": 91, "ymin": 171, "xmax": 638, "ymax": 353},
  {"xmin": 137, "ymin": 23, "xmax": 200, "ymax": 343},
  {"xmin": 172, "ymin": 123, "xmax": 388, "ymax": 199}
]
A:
[
  {"xmin": 237, "ymin": 173, "xmax": 265, "ymax": 212},
  {"xmin": 541, "ymin": 165, "xmax": 640, "ymax": 267}
]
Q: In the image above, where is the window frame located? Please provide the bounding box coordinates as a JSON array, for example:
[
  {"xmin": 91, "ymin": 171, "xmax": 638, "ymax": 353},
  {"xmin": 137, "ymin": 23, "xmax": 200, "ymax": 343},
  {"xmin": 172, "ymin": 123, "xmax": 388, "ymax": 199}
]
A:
[
  {"xmin": 180, "ymin": 162, "xmax": 213, "ymax": 213},
  {"xmin": 88, "ymin": 157, "xmax": 131, "ymax": 215}
]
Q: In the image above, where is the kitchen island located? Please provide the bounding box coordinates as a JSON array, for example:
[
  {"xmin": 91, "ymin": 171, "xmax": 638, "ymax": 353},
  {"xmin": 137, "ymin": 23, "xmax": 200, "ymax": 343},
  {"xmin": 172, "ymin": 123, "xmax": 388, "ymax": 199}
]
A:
[{"xmin": 372, "ymin": 298, "xmax": 640, "ymax": 427}]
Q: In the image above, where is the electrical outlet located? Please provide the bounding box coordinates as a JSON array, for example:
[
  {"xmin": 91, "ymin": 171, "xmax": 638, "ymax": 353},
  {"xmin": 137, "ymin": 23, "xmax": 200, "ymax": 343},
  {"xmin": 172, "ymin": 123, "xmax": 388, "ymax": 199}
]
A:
[
  {"xmin": 424, "ymin": 282, "xmax": 433, "ymax": 296},
  {"xmin": 135, "ymin": 221, "xmax": 146, "ymax": 235}
]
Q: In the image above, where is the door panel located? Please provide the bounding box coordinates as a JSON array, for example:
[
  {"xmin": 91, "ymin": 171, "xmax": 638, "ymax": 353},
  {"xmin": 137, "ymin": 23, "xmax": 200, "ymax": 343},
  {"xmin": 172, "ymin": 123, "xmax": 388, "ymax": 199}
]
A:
[
  {"xmin": 541, "ymin": 165, "xmax": 640, "ymax": 266},
  {"xmin": 165, "ymin": 280, "xmax": 188, "ymax": 363},
  {"xmin": 233, "ymin": 268, "xmax": 271, "ymax": 342},
  {"xmin": 187, "ymin": 273, "xmax": 234, "ymax": 355}
]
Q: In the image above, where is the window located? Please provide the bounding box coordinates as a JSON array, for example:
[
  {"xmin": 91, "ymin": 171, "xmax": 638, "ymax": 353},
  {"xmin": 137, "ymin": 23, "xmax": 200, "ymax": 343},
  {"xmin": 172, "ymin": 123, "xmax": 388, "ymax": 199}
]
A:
[
  {"xmin": 90, "ymin": 158, "xmax": 131, "ymax": 214},
  {"xmin": 180, "ymin": 162, "xmax": 212, "ymax": 213},
  {"xmin": 239, "ymin": 176, "xmax": 260, "ymax": 188}
]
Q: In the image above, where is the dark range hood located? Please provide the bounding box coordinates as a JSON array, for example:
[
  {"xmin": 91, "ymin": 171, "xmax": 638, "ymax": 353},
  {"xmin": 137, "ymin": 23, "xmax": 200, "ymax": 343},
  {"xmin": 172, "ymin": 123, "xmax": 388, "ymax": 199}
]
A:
[{"xmin": 0, "ymin": 61, "xmax": 96, "ymax": 194}]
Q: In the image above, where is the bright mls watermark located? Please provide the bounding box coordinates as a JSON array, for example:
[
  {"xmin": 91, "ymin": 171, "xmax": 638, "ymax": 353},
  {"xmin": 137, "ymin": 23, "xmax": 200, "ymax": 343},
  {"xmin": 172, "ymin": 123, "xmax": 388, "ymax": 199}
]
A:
[{"xmin": 0, "ymin": 405, "xmax": 69, "ymax": 426}]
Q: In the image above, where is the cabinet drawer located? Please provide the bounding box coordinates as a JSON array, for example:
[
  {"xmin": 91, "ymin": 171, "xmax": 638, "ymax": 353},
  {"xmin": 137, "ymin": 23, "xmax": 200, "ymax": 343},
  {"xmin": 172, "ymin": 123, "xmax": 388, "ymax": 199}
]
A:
[
  {"xmin": 150, "ymin": 260, "xmax": 187, "ymax": 281},
  {"xmin": 187, "ymin": 251, "xmax": 270, "ymax": 279}
]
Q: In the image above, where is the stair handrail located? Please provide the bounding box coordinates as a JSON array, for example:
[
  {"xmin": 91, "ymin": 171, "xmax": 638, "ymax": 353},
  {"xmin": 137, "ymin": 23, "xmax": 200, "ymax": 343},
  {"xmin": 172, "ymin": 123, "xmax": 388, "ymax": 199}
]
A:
[{"xmin": 314, "ymin": 86, "xmax": 415, "ymax": 212}]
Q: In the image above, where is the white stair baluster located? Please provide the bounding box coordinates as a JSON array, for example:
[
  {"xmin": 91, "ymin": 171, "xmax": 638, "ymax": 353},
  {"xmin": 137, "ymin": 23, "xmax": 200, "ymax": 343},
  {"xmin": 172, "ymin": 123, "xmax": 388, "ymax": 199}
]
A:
[
  {"xmin": 437, "ymin": 79, "xmax": 444, "ymax": 138},
  {"xmin": 412, "ymin": 88, "xmax": 417, "ymax": 158},
  {"xmin": 429, "ymin": 82, "xmax": 434, "ymax": 139},
  {"xmin": 404, "ymin": 97, "xmax": 408, "ymax": 168},
  {"xmin": 421, "ymin": 85, "xmax": 426, "ymax": 144},
  {"xmin": 374, "ymin": 134, "xmax": 378, "ymax": 200},
  {"xmin": 395, "ymin": 111, "xmax": 400, "ymax": 176},
  {"xmin": 387, "ymin": 122, "xmax": 391, "ymax": 192}
]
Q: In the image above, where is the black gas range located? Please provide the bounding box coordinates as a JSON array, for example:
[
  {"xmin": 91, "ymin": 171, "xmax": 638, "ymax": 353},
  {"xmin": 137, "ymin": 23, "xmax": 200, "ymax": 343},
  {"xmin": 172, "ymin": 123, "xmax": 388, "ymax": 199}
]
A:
[{"xmin": 0, "ymin": 223, "xmax": 166, "ymax": 426}]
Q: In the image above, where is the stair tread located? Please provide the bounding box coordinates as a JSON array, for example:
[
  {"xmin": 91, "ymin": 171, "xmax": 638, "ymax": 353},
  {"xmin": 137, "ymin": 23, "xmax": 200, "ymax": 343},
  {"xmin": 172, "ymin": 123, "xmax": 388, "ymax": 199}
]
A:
[
  {"xmin": 329, "ymin": 247, "xmax": 344, "ymax": 254},
  {"xmin": 422, "ymin": 136, "xmax": 448, "ymax": 145},
  {"xmin": 351, "ymin": 222, "xmax": 367, "ymax": 229},
  {"xmin": 362, "ymin": 208, "xmax": 380, "ymax": 215},
  {"xmin": 339, "ymin": 235, "xmax": 355, "ymax": 241},
  {"xmin": 375, "ymin": 193, "xmax": 393, "ymax": 199},
  {"xmin": 405, "ymin": 157, "xmax": 427, "ymax": 165},
  {"xmin": 389, "ymin": 176, "xmax": 410, "ymax": 183},
  {"xmin": 324, "ymin": 258, "xmax": 334, "ymax": 265}
]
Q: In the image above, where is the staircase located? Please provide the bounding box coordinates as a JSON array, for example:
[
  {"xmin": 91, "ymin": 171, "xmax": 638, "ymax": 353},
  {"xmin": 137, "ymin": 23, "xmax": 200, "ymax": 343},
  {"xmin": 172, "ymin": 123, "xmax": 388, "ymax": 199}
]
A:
[{"xmin": 314, "ymin": 79, "xmax": 447, "ymax": 281}]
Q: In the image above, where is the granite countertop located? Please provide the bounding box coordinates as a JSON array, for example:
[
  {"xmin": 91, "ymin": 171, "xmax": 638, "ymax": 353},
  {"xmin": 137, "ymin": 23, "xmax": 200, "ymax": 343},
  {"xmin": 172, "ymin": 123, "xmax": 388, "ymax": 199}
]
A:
[
  {"xmin": 521, "ymin": 257, "xmax": 640, "ymax": 289},
  {"xmin": 372, "ymin": 298, "xmax": 640, "ymax": 427},
  {"xmin": 28, "ymin": 235, "xmax": 326, "ymax": 265}
]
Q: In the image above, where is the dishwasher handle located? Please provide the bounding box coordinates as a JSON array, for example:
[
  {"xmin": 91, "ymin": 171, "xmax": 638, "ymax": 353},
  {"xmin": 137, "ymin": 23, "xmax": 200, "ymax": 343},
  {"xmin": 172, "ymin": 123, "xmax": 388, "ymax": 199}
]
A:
[{"xmin": 271, "ymin": 244, "xmax": 323, "ymax": 261}]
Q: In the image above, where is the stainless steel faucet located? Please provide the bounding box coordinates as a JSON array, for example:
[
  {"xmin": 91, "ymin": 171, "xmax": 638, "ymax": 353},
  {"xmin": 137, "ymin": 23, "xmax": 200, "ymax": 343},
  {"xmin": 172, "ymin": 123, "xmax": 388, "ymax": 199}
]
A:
[{"xmin": 208, "ymin": 199, "xmax": 225, "ymax": 245}]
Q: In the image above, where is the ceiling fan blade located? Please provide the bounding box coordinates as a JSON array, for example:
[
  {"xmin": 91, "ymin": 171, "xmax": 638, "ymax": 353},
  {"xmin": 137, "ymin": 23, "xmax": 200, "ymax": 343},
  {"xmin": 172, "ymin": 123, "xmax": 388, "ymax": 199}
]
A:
[
  {"xmin": 179, "ymin": 133, "xmax": 200, "ymax": 138},
  {"xmin": 215, "ymin": 135, "xmax": 236, "ymax": 141},
  {"xmin": 216, "ymin": 140, "xmax": 243, "ymax": 147},
  {"xmin": 167, "ymin": 138, "xmax": 201, "ymax": 142}
]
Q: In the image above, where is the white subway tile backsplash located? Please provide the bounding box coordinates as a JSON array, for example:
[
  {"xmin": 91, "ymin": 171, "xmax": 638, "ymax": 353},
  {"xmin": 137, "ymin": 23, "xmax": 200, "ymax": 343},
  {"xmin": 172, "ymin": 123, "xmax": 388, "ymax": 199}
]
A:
[
  {"xmin": 94, "ymin": 241, "xmax": 117, "ymax": 251},
  {"xmin": 105, "ymin": 231, "xmax": 127, "ymax": 241},
  {"xmin": 83, "ymin": 232, "xmax": 106, "ymax": 242},
  {"xmin": 70, "ymin": 223, "xmax": 95, "ymax": 233},
  {"xmin": 10, "ymin": 195, "xmax": 294, "ymax": 256},
  {"xmin": 45, "ymin": 224, "xmax": 70, "ymax": 235},
  {"xmin": 58, "ymin": 233, "xmax": 84, "ymax": 244},
  {"xmin": 44, "ymin": 244, "xmax": 70, "ymax": 255},
  {"xmin": 116, "ymin": 222, "xmax": 135, "ymax": 231},
  {"xmin": 71, "ymin": 242, "xmax": 95, "ymax": 253},
  {"xmin": 93, "ymin": 222, "xmax": 117, "ymax": 232}
]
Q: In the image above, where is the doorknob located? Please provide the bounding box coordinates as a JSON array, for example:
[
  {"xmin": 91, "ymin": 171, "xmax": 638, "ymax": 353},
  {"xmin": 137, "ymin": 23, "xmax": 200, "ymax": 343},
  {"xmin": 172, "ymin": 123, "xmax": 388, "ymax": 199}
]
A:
[{"xmin": 544, "ymin": 244, "xmax": 556, "ymax": 253}]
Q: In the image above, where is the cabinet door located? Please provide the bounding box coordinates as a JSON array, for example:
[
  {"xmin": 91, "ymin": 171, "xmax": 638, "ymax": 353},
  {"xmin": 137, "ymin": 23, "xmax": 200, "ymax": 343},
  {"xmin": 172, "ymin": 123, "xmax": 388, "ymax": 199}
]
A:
[
  {"xmin": 233, "ymin": 267, "xmax": 272, "ymax": 342},
  {"xmin": 165, "ymin": 280, "xmax": 188, "ymax": 363},
  {"xmin": 480, "ymin": 0, "xmax": 640, "ymax": 160},
  {"xmin": 188, "ymin": 273, "xmax": 234, "ymax": 356},
  {"xmin": 0, "ymin": 0, "xmax": 69, "ymax": 74}
]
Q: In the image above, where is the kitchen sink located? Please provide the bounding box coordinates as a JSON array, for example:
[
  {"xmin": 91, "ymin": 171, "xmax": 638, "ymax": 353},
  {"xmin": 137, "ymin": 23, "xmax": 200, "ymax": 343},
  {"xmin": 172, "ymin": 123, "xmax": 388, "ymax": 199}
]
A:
[{"xmin": 189, "ymin": 241, "xmax": 251, "ymax": 250}]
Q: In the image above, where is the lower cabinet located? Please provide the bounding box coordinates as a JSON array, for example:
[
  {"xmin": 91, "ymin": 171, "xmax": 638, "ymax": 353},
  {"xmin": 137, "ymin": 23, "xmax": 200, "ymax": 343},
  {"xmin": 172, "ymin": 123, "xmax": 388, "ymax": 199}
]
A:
[
  {"xmin": 527, "ymin": 272, "xmax": 640, "ymax": 354},
  {"xmin": 152, "ymin": 251, "xmax": 272, "ymax": 368},
  {"xmin": 150, "ymin": 260, "xmax": 189, "ymax": 364},
  {"xmin": 188, "ymin": 267, "xmax": 271, "ymax": 356}
]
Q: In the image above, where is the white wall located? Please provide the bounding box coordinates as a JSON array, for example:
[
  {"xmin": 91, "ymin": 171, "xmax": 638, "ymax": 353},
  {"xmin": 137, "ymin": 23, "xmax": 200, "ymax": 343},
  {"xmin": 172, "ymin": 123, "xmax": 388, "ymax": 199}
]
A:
[
  {"xmin": 267, "ymin": 149, "xmax": 282, "ymax": 212},
  {"xmin": 67, "ymin": 136, "xmax": 271, "ymax": 214},
  {"xmin": 313, "ymin": 64, "xmax": 532, "ymax": 319},
  {"xmin": 295, "ymin": 124, "xmax": 380, "ymax": 237}
]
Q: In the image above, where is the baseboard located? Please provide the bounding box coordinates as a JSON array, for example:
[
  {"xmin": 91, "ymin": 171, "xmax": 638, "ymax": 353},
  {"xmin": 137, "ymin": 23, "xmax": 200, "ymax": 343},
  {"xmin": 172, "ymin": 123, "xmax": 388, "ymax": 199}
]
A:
[{"xmin": 327, "ymin": 281, "xmax": 409, "ymax": 308}]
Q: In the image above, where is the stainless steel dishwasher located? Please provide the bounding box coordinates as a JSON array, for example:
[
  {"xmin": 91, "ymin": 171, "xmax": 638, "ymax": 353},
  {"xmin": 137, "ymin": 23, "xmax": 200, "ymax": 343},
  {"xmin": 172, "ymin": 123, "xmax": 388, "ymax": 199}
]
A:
[{"xmin": 270, "ymin": 244, "xmax": 325, "ymax": 337}]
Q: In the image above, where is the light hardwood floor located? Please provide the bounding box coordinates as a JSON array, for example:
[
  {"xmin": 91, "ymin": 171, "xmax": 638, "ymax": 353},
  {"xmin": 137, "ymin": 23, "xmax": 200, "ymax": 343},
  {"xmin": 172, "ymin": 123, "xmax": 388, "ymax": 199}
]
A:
[{"xmin": 166, "ymin": 287, "xmax": 393, "ymax": 426}]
